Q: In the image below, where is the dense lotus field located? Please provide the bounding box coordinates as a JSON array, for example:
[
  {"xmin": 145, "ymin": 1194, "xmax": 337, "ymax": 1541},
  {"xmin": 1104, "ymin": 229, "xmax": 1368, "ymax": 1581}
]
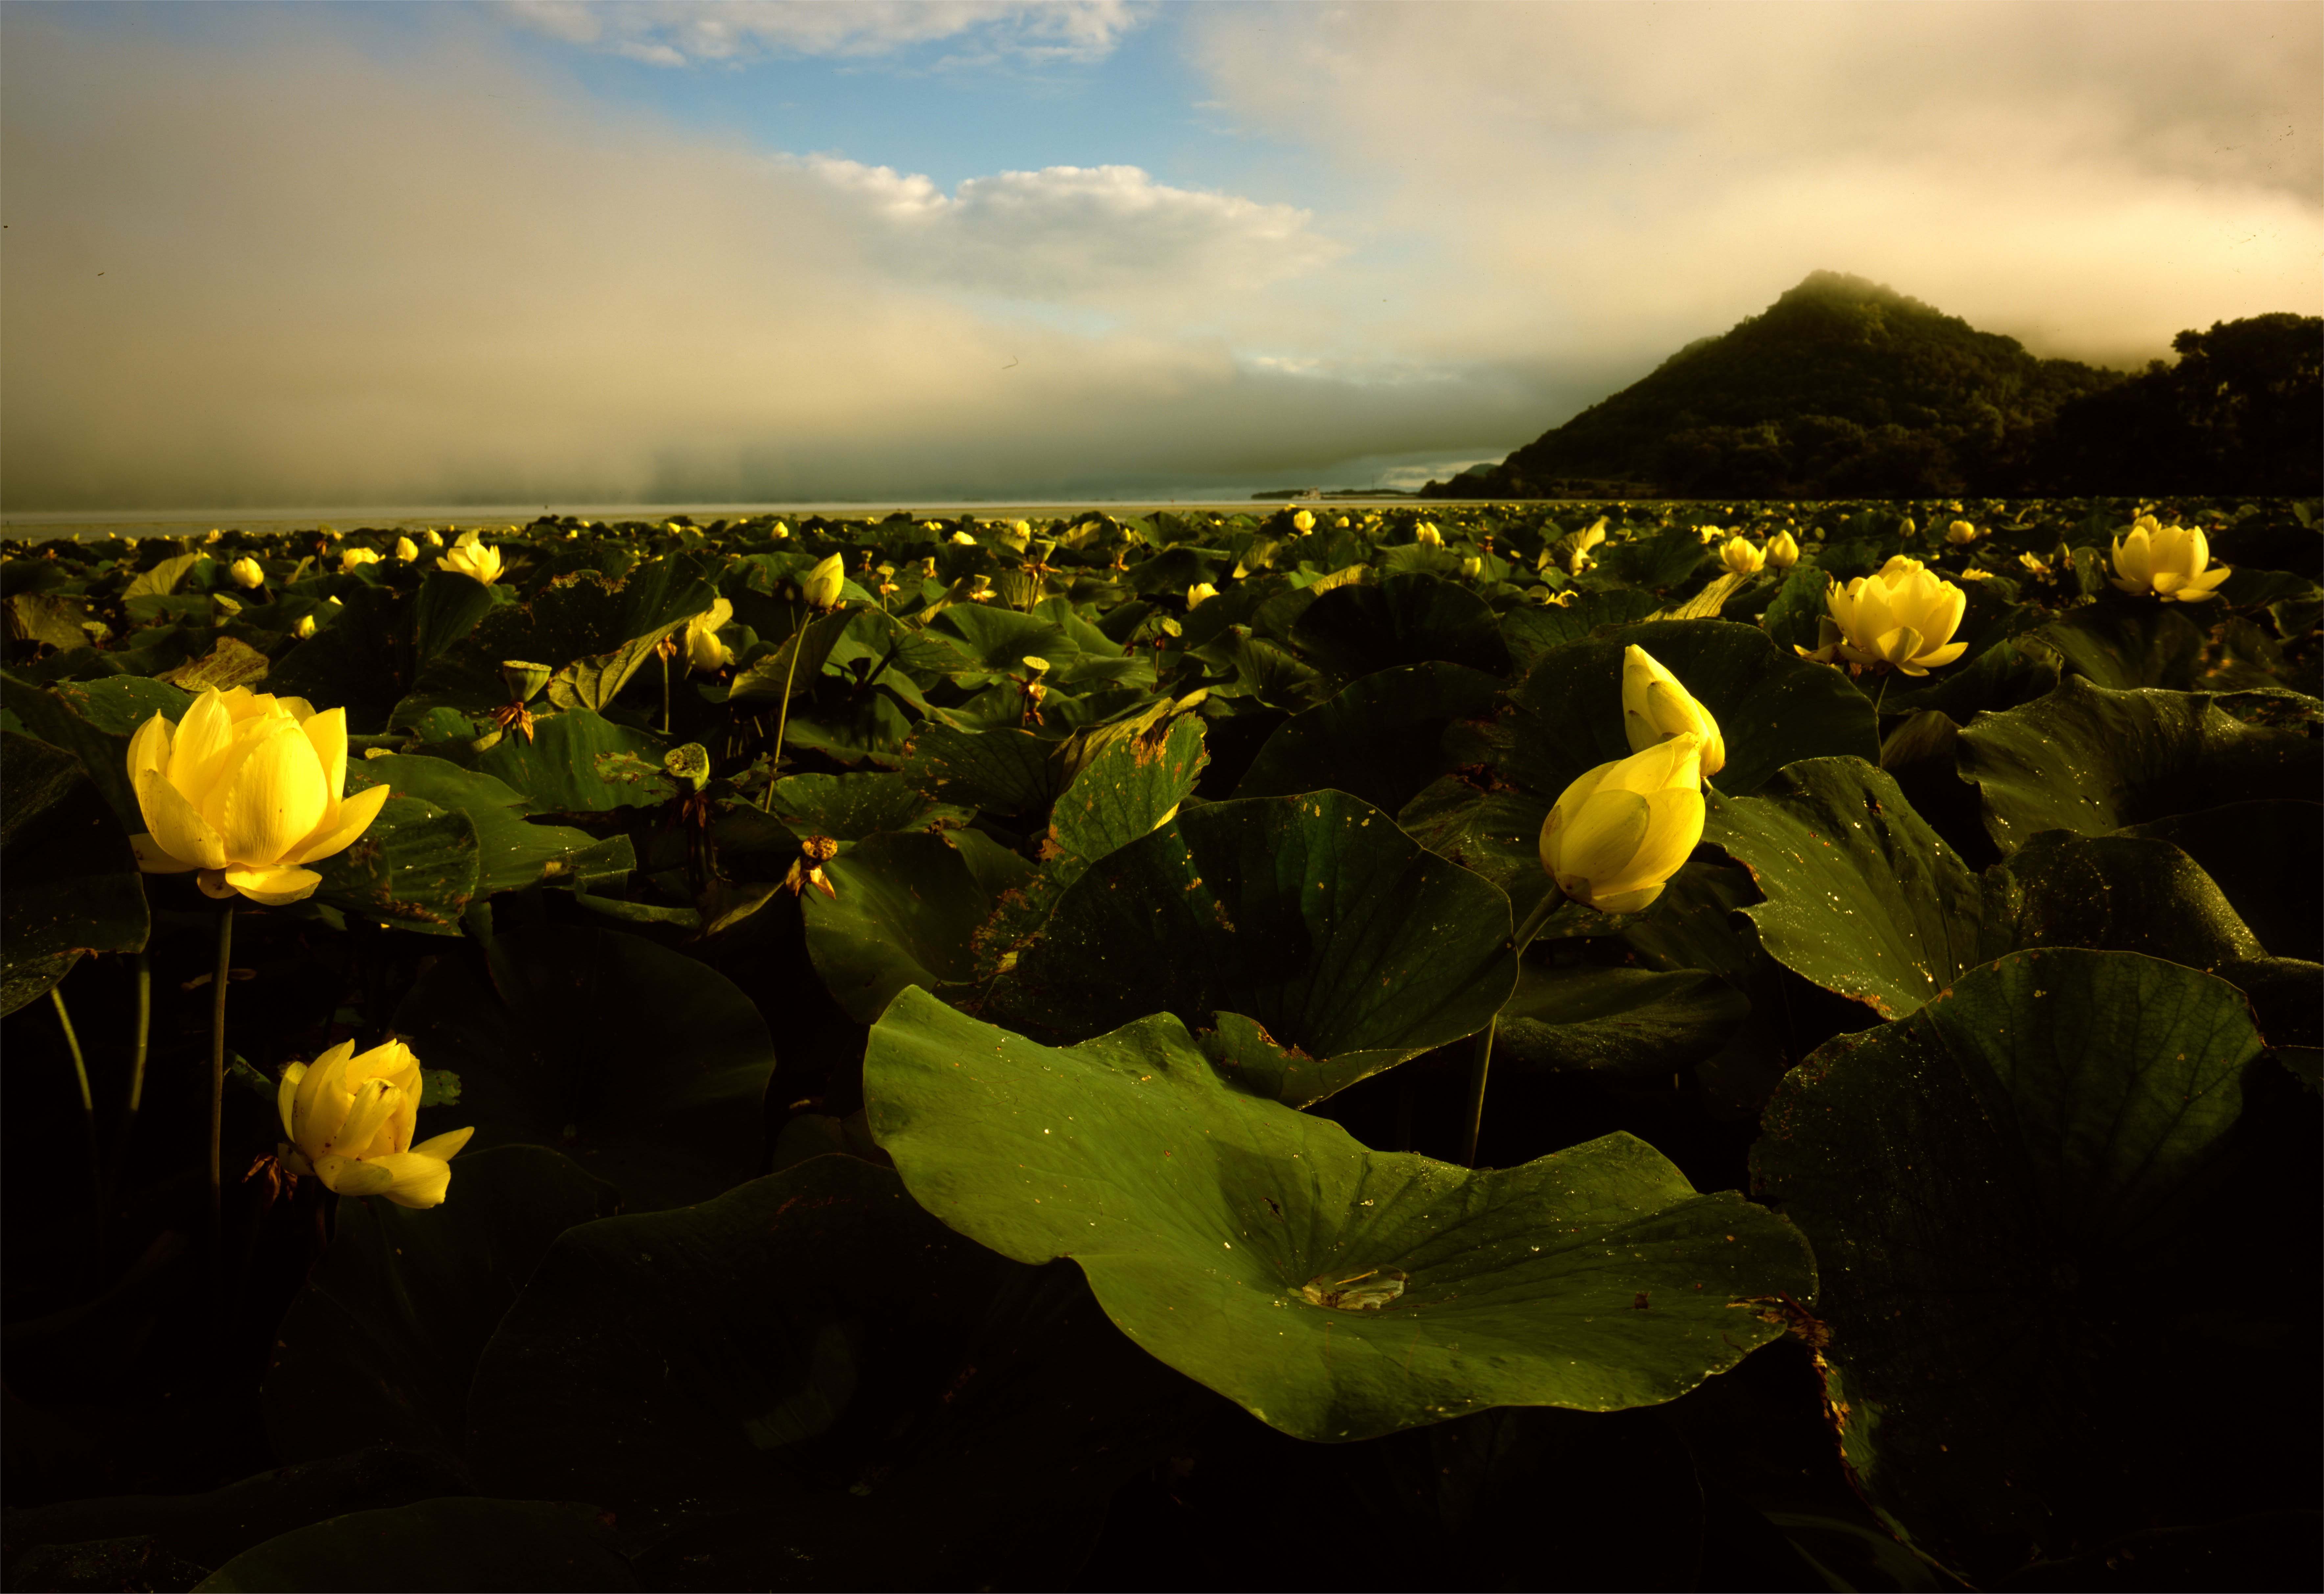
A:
[{"xmin": 2, "ymin": 497, "xmax": 2318, "ymax": 1592}]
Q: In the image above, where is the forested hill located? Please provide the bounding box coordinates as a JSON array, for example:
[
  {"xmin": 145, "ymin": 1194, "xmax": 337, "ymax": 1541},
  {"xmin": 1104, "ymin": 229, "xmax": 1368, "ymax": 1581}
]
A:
[{"xmin": 1426, "ymin": 271, "xmax": 2320, "ymax": 499}]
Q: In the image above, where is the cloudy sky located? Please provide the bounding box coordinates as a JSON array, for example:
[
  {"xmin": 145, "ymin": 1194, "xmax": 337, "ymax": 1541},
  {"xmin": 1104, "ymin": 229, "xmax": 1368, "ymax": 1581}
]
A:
[{"xmin": 3, "ymin": 0, "xmax": 2316, "ymax": 511}]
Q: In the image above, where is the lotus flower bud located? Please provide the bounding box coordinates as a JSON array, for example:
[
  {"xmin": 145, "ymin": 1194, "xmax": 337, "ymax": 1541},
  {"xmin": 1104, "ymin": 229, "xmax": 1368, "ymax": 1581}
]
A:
[
  {"xmin": 393, "ymin": 536, "xmax": 419, "ymax": 561},
  {"xmin": 684, "ymin": 599, "xmax": 733, "ymax": 672},
  {"xmin": 951, "ymin": 530, "xmax": 977, "ymax": 546},
  {"xmin": 1187, "ymin": 582, "xmax": 1218, "ymax": 609},
  {"xmin": 2109, "ymin": 519, "xmax": 2230, "ymax": 603},
  {"xmin": 1945, "ymin": 520, "xmax": 1979, "ymax": 545},
  {"xmin": 1292, "ymin": 510, "xmax": 1315, "ymax": 532},
  {"xmin": 1822, "ymin": 562, "xmax": 1969, "ymax": 676},
  {"xmin": 436, "ymin": 529, "xmax": 503, "ymax": 586},
  {"xmin": 276, "ymin": 1039, "xmax": 472, "ymax": 1208},
  {"xmin": 1719, "ymin": 537, "xmax": 1765, "ymax": 576},
  {"xmin": 125, "ymin": 686, "xmax": 390, "ymax": 905},
  {"xmin": 423, "ymin": 528, "xmax": 445, "ymax": 547},
  {"xmin": 1538, "ymin": 733, "xmax": 1707, "ymax": 915},
  {"xmin": 1414, "ymin": 523, "xmax": 1444, "ymax": 547},
  {"xmin": 802, "ymin": 553, "xmax": 847, "ymax": 610},
  {"xmin": 340, "ymin": 547, "xmax": 381, "ymax": 574},
  {"xmin": 1462, "ymin": 556, "xmax": 1483, "ymax": 578},
  {"xmin": 1766, "ymin": 530, "xmax": 1800, "ymax": 568},
  {"xmin": 771, "ymin": 521, "xmax": 791, "ymax": 540},
  {"xmin": 293, "ymin": 614, "xmax": 317, "ymax": 639},
  {"xmin": 1622, "ymin": 645, "xmax": 1725, "ymax": 777},
  {"xmin": 229, "ymin": 556, "xmax": 266, "ymax": 590}
]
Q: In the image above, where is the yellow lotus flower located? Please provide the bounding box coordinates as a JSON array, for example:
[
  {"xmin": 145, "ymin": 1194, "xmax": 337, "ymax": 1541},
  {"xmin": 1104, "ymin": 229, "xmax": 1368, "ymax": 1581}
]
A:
[
  {"xmin": 1461, "ymin": 555, "xmax": 1483, "ymax": 578},
  {"xmin": 1538, "ymin": 733, "xmax": 1707, "ymax": 915},
  {"xmin": 127, "ymin": 686, "xmax": 391, "ymax": 904},
  {"xmin": 393, "ymin": 535, "xmax": 420, "ymax": 561},
  {"xmin": 771, "ymin": 521, "xmax": 791, "ymax": 540},
  {"xmin": 1697, "ymin": 524, "xmax": 1727, "ymax": 545},
  {"xmin": 422, "ymin": 527, "xmax": 445, "ymax": 547},
  {"xmin": 1766, "ymin": 530, "xmax": 1800, "ymax": 568},
  {"xmin": 1334, "ymin": 516, "xmax": 1349, "ymax": 528},
  {"xmin": 1719, "ymin": 536, "xmax": 1765, "ymax": 577},
  {"xmin": 1414, "ymin": 523, "xmax": 1444, "ymax": 547},
  {"xmin": 1292, "ymin": 509, "xmax": 1315, "ymax": 533},
  {"xmin": 436, "ymin": 529, "xmax": 503, "ymax": 585},
  {"xmin": 1621, "ymin": 645, "xmax": 1725, "ymax": 777},
  {"xmin": 1945, "ymin": 520, "xmax": 1980, "ymax": 545},
  {"xmin": 230, "ymin": 557, "xmax": 266, "ymax": 590},
  {"xmin": 340, "ymin": 547, "xmax": 381, "ymax": 574},
  {"xmin": 293, "ymin": 614, "xmax": 317, "ymax": 639},
  {"xmin": 950, "ymin": 530, "xmax": 977, "ymax": 546},
  {"xmin": 2109, "ymin": 516, "xmax": 2230, "ymax": 602},
  {"xmin": 1187, "ymin": 582, "xmax": 1218, "ymax": 608},
  {"xmin": 276, "ymin": 1039, "xmax": 472, "ymax": 1207},
  {"xmin": 684, "ymin": 597, "xmax": 733, "ymax": 672},
  {"xmin": 802, "ymin": 553, "xmax": 847, "ymax": 610},
  {"xmin": 1821, "ymin": 560, "xmax": 1969, "ymax": 675}
]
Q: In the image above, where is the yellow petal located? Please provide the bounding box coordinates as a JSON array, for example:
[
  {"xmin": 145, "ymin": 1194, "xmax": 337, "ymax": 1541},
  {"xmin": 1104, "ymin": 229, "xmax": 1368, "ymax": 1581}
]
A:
[
  {"xmin": 127, "ymin": 713, "xmax": 172, "ymax": 788},
  {"xmin": 293, "ymin": 1039, "xmax": 358, "ymax": 1149},
  {"xmin": 366, "ymin": 1151, "xmax": 455, "ymax": 1209},
  {"xmin": 1587, "ymin": 882, "xmax": 1665, "ymax": 915},
  {"xmin": 1557, "ymin": 789, "xmax": 1653, "ymax": 887},
  {"xmin": 327, "ymin": 1079, "xmax": 400, "ymax": 1159},
  {"xmin": 217, "ymin": 724, "xmax": 330, "ymax": 867},
  {"xmin": 287, "ymin": 779, "xmax": 389, "ymax": 866},
  {"xmin": 222, "ymin": 865, "xmax": 323, "ymax": 906},
  {"xmin": 164, "ymin": 689, "xmax": 237, "ymax": 796},
  {"xmin": 409, "ymin": 1125, "xmax": 475, "ymax": 1161},
  {"xmin": 315, "ymin": 1154, "xmax": 396, "ymax": 1197},
  {"xmin": 301, "ymin": 709, "xmax": 350, "ymax": 831},
  {"xmin": 276, "ymin": 1061, "xmax": 308, "ymax": 1141},
  {"xmin": 1915, "ymin": 640, "xmax": 1969, "ymax": 670},
  {"xmin": 130, "ymin": 834, "xmax": 201, "ymax": 874},
  {"xmin": 136, "ymin": 770, "xmax": 230, "ymax": 871}
]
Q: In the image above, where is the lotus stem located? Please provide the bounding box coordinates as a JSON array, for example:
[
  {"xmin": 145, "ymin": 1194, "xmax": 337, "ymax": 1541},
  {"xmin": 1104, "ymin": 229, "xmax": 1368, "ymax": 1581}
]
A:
[
  {"xmin": 660, "ymin": 652, "xmax": 672, "ymax": 736},
  {"xmin": 761, "ymin": 622, "xmax": 807, "ymax": 812},
  {"xmin": 1461, "ymin": 891, "xmax": 1568, "ymax": 1168},
  {"xmin": 207, "ymin": 902, "xmax": 233, "ymax": 1301},
  {"xmin": 49, "ymin": 984, "xmax": 93, "ymax": 1120},
  {"xmin": 128, "ymin": 953, "xmax": 152, "ymax": 1114}
]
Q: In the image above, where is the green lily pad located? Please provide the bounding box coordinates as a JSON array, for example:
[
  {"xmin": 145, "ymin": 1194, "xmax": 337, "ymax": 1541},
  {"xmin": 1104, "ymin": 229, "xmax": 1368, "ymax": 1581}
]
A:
[
  {"xmin": 1290, "ymin": 572, "xmax": 1511, "ymax": 681},
  {"xmin": 1, "ymin": 671, "xmax": 193, "ymax": 830},
  {"xmin": 901, "ymin": 724, "xmax": 1066, "ymax": 816},
  {"xmin": 261, "ymin": 1146, "xmax": 621, "ymax": 1462},
  {"xmin": 1703, "ymin": 758, "xmax": 1983, "ymax": 1019},
  {"xmin": 1977, "ymin": 831, "xmax": 2263, "ymax": 969},
  {"xmin": 2024, "ymin": 602, "xmax": 2207, "ymax": 690},
  {"xmin": 1754, "ymin": 948, "xmax": 2309, "ymax": 1583},
  {"xmin": 1499, "ymin": 619, "xmax": 1879, "ymax": 802},
  {"xmin": 1396, "ymin": 774, "xmax": 1558, "ymax": 923},
  {"xmin": 1235, "ymin": 661, "xmax": 1502, "ymax": 814},
  {"xmin": 0, "ymin": 732, "xmax": 150, "ymax": 1015},
  {"xmin": 1493, "ymin": 963, "xmax": 1749, "ymax": 1075},
  {"xmin": 764, "ymin": 773, "xmax": 971, "ymax": 841},
  {"xmin": 992, "ymin": 789, "xmax": 1518, "ymax": 1105},
  {"xmin": 471, "ymin": 709, "xmax": 674, "ymax": 813},
  {"xmin": 391, "ymin": 924, "xmax": 777, "ymax": 1207},
  {"xmin": 310, "ymin": 796, "xmax": 479, "ymax": 938},
  {"xmin": 351, "ymin": 755, "xmax": 634, "ymax": 895},
  {"xmin": 1955, "ymin": 679, "xmax": 2323, "ymax": 854},
  {"xmin": 193, "ymin": 1498, "xmax": 636, "ymax": 1593},
  {"xmin": 865, "ymin": 989, "xmax": 1816, "ymax": 1442},
  {"xmin": 800, "ymin": 831, "xmax": 994, "ymax": 1024},
  {"xmin": 464, "ymin": 1155, "xmax": 1193, "ymax": 1587},
  {"xmin": 2114, "ymin": 800, "xmax": 2323, "ymax": 962}
]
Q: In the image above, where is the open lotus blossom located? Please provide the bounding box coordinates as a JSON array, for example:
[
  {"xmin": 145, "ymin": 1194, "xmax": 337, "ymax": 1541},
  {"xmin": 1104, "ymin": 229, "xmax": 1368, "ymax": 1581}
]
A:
[
  {"xmin": 340, "ymin": 547, "xmax": 381, "ymax": 574},
  {"xmin": 1292, "ymin": 510, "xmax": 1315, "ymax": 533},
  {"xmin": 229, "ymin": 557, "xmax": 265, "ymax": 590},
  {"xmin": 1805, "ymin": 556, "xmax": 1969, "ymax": 676},
  {"xmin": 2109, "ymin": 516, "xmax": 2230, "ymax": 602},
  {"xmin": 436, "ymin": 528, "xmax": 503, "ymax": 585},
  {"xmin": 1622, "ymin": 644, "xmax": 1726, "ymax": 777},
  {"xmin": 1766, "ymin": 530, "xmax": 1800, "ymax": 568},
  {"xmin": 1187, "ymin": 581, "xmax": 1218, "ymax": 608},
  {"xmin": 1539, "ymin": 732, "xmax": 1707, "ymax": 915},
  {"xmin": 950, "ymin": 530, "xmax": 977, "ymax": 545},
  {"xmin": 1414, "ymin": 523, "xmax": 1444, "ymax": 547},
  {"xmin": 1718, "ymin": 536, "xmax": 1765, "ymax": 577},
  {"xmin": 128, "ymin": 686, "xmax": 391, "ymax": 905},
  {"xmin": 276, "ymin": 1039, "xmax": 472, "ymax": 1207},
  {"xmin": 684, "ymin": 597, "xmax": 733, "ymax": 672}
]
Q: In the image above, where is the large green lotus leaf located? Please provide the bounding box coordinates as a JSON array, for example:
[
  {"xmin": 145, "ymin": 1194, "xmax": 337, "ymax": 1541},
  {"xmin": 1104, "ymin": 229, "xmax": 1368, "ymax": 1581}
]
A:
[
  {"xmin": 193, "ymin": 1498, "xmax": 637, "ymax": 1593},
  {"xmin": 414, "ymin": 555, "xmax": 719, "ymax": 713},
  {"xmin": 723, "ymin": 608, "xmax": 853, "ymax": 708},
  {"xmin": 1703, "ymin": 758, "xmax": 1982, "ymax": 1019},
  {"xmin": 1955, "ymin": 678, "xmax": 2322, "ymax": 854},
  {"xmin": 0, "ymin": 733, "xmax": 149, "ymax": 1015},
  {"xmin": 765, "ymin": 771, "xmax": 972, "ymax": 841},
  {"xmin": 972, "ymin": 708, "xmax": 1208, "ymax": 982},
  {"xmin": 409, "ymin": 569, "xmax": 498, "ymax": 667},
  {"xmin": 865, "ymin": 990, "xmax": 1816, "ymax": 1443},
  {"xmin": 1753, "ymin": 949, "xmax": 2314, "ymax": 1582},
  {"xmin": 1493, "ymin": 963, "xmax": 1749, "ymax": 1075},
  {"xmin": 1610, "ymin": 859, "xmax": 1767, "ymax": 986},
  {"xmin": 1, "ymin": 671, "xmax": 193, "ymax": 829},
  {"xmin": 260, "ymin": 1146, "xmax": 621, "ymax": 1463},
  {"xmin": 901, "ymin": 723, "xmax": 1066, "ymax": 815},
  {"xmin": 2114, "ymin": 799, "xmax": 2323, "ymax": 963},
  {"xmin": 1235, "ymin": 661, "xmax": 1502, "ymax": 814},
  {"xmin": 1501, "ymin": 619, "xmax": 1879, "ymax": 801},
  {"xmin": 1978, "ymin": 830, "xmax": 2264, "ymax": 969},
  {"xmin": 1877, "ymin": 634, "xmax": 2063, "ymax": 724},
  {"xmin": 994, "ymin": 789, "xmax": 1518, "ymax": 1105},
  {"xmin": 1497, "ymin": 590, "xmax": 1663, "ymax": 667},
  {"xmin": 1593, "ymin": 526, "xmax": 1711, "ymax": 592},
  {"xmin": 265, "ymin": 583, "xmax": 410, "ymax": 733},
  {"xmin": 1289, "ymin": 572, "xmax": 1510, "ymax": 682},
  {"xmin": 470, "ymin": 708, "xmax": 674, "ymax": 812},
  {"xmin": 801, "ymin": 830, "xmax": 995, "ymax": 1023},
  {"xmin": 1396, "ymin": 773, "xmax": 1556, "ymax": 922},
  {"xmin": 351, "ymin": 755, "xmax": 633, "ymax": 895},
  {"xmin": 921, "ymin": 602, "xmax": 1072, "ymax": 678},
  {"xmin": 391, "ymin": 924, "xmax": 776, "ymax": 1207},
  {"xmin": 309, "ymin": 796, "xmax": 479, "ymax": 938},
  {"xmin": 465, "ymin": 1155, "xmax": 1193, "ymax": 1589},
  {"xmin": 2023, "ymin": 602, "xmax": 2207, "ymax": 690}
]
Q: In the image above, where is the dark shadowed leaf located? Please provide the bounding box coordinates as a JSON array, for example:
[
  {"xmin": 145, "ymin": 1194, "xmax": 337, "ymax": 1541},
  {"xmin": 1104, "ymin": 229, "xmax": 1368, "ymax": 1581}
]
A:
[
  {"xmin": 193, "ymin": 1498, "xmax": 637, "ymax": 1593},
  {"xmin": 0, "ymin": 732, "xmax": 149, "ymax": 1015}
]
